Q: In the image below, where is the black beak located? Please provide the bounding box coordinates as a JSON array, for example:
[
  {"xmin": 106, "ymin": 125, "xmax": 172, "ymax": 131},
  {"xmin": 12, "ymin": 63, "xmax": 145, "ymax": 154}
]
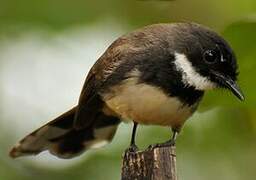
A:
[
  {"xmin": 224, "ymin": 78, "xmax": 245, "ymax": 101},
  {"xmin": 213, "ymin": 72, "xmax": 245, "ymax": 101}
]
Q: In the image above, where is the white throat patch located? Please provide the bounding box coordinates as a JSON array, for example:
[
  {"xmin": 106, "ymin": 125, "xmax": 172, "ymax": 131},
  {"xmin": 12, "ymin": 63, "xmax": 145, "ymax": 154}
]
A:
[{"xmin": 174, "ymin": 53, "xmax": 216, "ymax": 90}]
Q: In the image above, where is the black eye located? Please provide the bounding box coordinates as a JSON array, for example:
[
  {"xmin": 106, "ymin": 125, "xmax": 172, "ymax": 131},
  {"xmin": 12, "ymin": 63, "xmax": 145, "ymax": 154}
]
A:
[{"xmin": 203, "ymin": 50, "xmax": 218, "ymax": 64}]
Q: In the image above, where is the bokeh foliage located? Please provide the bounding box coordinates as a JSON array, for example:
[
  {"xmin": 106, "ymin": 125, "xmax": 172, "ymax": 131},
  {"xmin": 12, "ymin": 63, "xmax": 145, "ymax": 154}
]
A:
[{"xmin": 0, "ymin": 0, "xmax": 255, "ymax": 180}]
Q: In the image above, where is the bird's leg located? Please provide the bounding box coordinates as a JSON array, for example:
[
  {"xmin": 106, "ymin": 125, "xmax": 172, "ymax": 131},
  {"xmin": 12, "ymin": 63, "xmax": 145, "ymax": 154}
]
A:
[
  {"xmin": 161, "ymin": 130, "xmax": 178, "ymax": 147},
  {"xmin": 149, "ymin": 129, "xmax": 178, "ymax": 149},
  {"xmin": 127, "ymin": 122, "xmax": 138, "ymax": 152}
]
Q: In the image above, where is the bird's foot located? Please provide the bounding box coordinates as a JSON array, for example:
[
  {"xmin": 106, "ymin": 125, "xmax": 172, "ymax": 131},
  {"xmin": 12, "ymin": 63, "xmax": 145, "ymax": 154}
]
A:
[
  {"xmin": 148, "ymin": 139, "xmax": 175, "ymax": 149},
  {"xmin": 126, "ymin": 144, "xmax": 139, "ymax": 153}
]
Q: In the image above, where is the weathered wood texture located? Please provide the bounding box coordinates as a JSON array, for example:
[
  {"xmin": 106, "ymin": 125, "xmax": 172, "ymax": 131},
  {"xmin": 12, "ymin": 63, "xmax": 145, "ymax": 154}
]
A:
[{"xmin": 121, "ymin": 146, "xmax": 177, "ymax": 180}]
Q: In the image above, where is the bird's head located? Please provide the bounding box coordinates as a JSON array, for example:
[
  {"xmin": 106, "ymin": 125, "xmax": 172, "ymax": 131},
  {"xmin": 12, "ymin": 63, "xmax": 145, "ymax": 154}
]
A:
[{"xmin": 169, "ymin": 23, "xmax": 244, "ymax": 101}]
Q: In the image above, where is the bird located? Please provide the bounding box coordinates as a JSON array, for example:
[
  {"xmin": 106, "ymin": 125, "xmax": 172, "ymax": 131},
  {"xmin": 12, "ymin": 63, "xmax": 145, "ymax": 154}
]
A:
[{"xmin": 9, "ymin": 22, "xmax": 244, "ymax": 159}]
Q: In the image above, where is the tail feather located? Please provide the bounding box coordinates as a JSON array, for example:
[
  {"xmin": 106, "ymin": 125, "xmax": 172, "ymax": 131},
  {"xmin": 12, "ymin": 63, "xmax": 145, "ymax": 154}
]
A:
[{"xmin": 9, "ymin": 107, "xmax": 120, "ymax": 159}]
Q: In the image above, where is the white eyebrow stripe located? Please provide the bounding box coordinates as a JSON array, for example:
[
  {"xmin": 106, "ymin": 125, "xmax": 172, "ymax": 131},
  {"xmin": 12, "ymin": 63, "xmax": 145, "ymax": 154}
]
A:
[
  {"xmin": 173, "ymin": 52, "xmax": 216, "ymax": 90},
  {"xmin": 220, "ymin": 53, "xmax": 225, "ymax": 62}
]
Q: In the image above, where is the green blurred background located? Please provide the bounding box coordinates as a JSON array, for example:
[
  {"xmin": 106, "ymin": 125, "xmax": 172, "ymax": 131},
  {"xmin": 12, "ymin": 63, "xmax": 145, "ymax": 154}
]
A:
[{"xmin": 0, "ymin": 0, "xmax": 255, "ymax": 179}]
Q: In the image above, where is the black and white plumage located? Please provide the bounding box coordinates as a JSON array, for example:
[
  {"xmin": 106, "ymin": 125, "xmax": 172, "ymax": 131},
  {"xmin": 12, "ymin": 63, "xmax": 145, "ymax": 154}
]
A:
[{"xmin": 10, "ymin": 23, "xmax": 244, "ymax": 159}]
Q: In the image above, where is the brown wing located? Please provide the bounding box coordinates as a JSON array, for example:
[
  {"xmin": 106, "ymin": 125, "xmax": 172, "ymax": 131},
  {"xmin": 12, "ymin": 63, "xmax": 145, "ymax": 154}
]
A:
[
  {"xmin": 73, "ymin": 24, "xmax": 166, "ymax": 129},
  {"xmin": 73, "ymin": 37, "xmax": 128, "ymax": 129}
]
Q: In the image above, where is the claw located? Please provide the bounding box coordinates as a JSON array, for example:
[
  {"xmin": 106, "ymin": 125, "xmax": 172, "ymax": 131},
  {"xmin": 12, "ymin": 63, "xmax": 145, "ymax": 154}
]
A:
[
  {"xmin": 126, "ymin": 144, "xmax": 139, "ymax": 152},
  {"xmin": 148, "ymin": 139, "xmax": 175, "ymax": 149}
]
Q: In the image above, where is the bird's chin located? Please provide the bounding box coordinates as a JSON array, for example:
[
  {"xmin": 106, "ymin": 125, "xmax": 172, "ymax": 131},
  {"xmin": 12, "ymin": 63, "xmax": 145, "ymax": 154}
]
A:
[{"xmin": 211, "ymin": 71, "xmax": 245, "ymax": 101}]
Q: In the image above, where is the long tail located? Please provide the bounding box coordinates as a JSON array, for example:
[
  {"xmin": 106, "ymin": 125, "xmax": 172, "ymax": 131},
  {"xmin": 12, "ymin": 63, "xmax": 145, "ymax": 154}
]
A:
[{"xmin": 9, "ymin": 107, "xmax": 120, "ymax": 159}]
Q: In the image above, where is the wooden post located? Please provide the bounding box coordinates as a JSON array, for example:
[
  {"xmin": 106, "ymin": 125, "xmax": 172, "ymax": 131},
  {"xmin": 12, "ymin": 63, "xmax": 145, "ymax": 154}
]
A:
[{"xmin": 121, "ymin": 145, "xmax": 177, "ymax": 180}]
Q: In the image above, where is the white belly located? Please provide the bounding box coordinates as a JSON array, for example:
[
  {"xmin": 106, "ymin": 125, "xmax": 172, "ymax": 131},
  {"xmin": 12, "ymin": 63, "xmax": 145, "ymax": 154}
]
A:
[{"xmin": 102, "ymin": 77, "xmax": 197, "ymax": 128}]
